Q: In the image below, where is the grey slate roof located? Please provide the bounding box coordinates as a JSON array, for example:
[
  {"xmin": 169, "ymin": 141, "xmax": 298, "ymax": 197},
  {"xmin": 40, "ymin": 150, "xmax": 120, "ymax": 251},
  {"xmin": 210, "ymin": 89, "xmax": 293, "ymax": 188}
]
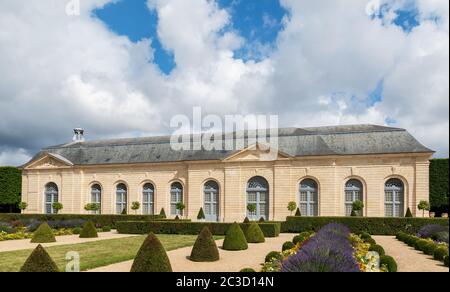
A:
[{"xmin": 26, "ymin": 125, "xmax": 433, "ymax": 166}]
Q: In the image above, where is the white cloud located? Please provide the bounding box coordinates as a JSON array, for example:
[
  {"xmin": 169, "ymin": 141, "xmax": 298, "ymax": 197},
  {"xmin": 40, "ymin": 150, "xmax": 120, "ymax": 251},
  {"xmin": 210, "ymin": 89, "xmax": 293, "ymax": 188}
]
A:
[{"xmin": 0, "ymin": 0, "xmax": 448, "ymax": 166}]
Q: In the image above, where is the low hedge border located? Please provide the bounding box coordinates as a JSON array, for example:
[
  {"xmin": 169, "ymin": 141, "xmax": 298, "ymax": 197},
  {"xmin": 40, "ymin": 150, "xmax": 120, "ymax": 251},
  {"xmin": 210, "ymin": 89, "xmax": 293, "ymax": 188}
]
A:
[
  {"xmin": 282, "ymin": 217, "xmax": 449, "ymax": 235},
  {"xmin": 116, "ymin": 221, "xmax": 281, "ymax": 237},
  {"xmin": 0, "ymin": 214, "xmax": 163, "ymax": 228}
]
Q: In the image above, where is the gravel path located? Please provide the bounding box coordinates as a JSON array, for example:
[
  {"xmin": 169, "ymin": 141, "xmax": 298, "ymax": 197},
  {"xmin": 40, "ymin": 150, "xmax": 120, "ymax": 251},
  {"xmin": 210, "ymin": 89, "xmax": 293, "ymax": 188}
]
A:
[
  {"xmin": 0, "ymin": 231, "xmax": 138, "ymax": 252},
  {"xmin": 373, "ymin": 236, "xmax": 449, "ymax": 272},
  {"xmin": 89, "ymin": 233, "xmax": 293, "ymax": 272}
]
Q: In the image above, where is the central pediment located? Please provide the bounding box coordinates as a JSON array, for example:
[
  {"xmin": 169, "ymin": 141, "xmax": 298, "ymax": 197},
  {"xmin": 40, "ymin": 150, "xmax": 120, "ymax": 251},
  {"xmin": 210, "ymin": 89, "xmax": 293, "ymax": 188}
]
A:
[{"xmin": 223, "ymin": 143, "xmax": 292, "ymax": 162}]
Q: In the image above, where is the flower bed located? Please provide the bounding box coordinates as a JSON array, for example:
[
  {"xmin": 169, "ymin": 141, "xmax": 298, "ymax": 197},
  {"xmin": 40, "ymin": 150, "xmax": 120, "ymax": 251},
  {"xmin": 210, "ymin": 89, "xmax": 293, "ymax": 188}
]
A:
[{"xmin": 262, "ymin": 224, "xmax": 396, "ymax": 272}]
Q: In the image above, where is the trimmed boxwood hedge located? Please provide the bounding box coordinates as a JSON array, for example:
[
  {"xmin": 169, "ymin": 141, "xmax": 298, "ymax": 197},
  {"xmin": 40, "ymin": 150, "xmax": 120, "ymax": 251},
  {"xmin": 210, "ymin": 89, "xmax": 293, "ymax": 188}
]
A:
[
  {"xmin": 116, "ymin": 221, "xmax": 281, "ymax": 237},
  {"xmin": 281, "ymin": 217, "xmax": 449, "ymax": 235},
  {"xmin": 0, "ymin": 214, "xmax": 163, "ymax": 228}
]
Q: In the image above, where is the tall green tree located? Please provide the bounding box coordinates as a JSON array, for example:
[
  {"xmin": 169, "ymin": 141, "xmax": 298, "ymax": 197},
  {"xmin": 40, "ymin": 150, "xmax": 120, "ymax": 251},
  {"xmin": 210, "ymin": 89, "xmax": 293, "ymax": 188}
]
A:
[
  {"xmin": 429, "ymin": 159, "xmax": 449, "ymax": 214},
  {"xmin": 0, "ymin": 167, "xmax": 22, "ymax": 212}
]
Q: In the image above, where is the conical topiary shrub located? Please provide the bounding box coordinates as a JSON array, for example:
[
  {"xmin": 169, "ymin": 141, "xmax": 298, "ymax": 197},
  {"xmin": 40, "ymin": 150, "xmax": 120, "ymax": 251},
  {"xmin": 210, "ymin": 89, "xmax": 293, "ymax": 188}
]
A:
[
  {"xmin": 130, "ymin": 233, "xmax": 172, "ymax": 272},
  {"xmin": 405, "ymin": 208, "xmax": 413, "ymax": 218},
  {"xmin": 245, "ymin": 223, "xmax": 265, "ymax": 243},
  {"xmin": 295, "ymin": 208, "xmax": 301, "ymax": 217},
  {"xmin": 79, "ymin": 221, "xmax": 98, "ymax": 238},
  {"xmin": 259, "ymin": 217, "xmax": 265, "ymax": 222},
  {"xmin": 222, "ymin": 222, "xmax": 248, "ymax": 251},
  {"xmin": 243, "ymin": 217, "xmax": 250, "ymax": 223},
  {"xmin": 31, "ymin": 222, "xmax": 56, "ymax": 243},
  {"xmin": 20, "ymin": 245, "xmax": 59, "ymax": 272},
  {"xmin": 160, "ymin": 208, "xmax": 167, "ymax": 219},
  {"xmin": 190, "ymin": 227, "xmax": 220, "ymax": 262},
  {"xmin": 197, "ymin": 208, "xmax": 206, "ymax": 220}
]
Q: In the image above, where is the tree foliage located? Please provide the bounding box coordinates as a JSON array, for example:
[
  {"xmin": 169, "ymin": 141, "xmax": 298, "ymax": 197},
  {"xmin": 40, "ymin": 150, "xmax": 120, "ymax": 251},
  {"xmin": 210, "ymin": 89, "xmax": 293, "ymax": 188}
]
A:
[
  {"xmin": 429, "ymin": 159, "xmax": 449, "ymax": 213},
  {"xmin": 0, "ymin": 167, "xmax": 21, "ymax": 206}
]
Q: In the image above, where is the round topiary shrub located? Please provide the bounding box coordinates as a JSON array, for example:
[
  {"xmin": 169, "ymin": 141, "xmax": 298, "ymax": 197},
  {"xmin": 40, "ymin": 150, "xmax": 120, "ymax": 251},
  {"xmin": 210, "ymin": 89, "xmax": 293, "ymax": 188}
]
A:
[
  {"xmin": 130, "ymin": 233, "xmax": 172, "ymax": 272},
  {"xmin": 380, "ymin": 255, "xmax": 397, "ymax": 272},
  {"xmin": 360, "ymin": 232, "xmax": 372, "ymax": 241},
  {"xmin": 293, "ymin": 232, "xmax": 311, "ymax": 245},
  {"xmin": 240, "ymin": 268, "xmax": 256, "ymax": 272},
  {"xmin": 245, "ymin": 223, "xmax": 265, "ymax": 244},
  {"xmin": 102, "ymin": 226, "xmax": 112, "ymax": 232},
  {"xmin": 265, "ymin": 251, "xmax": 283, "ymax": 263},
  {"xmin": 433, "ymin": 247, "xmax": 449, "ymax": 262},
  {"xmin": 222, "ymin": 223, "xmax": 248, "ymax": 251},
  {"xmin": 20, "ymin": 245, "xmax": 59, "ymax": 272},
  {"xmin": 190, "ymin": 227, "xmax": 220, "ymax": 262},
  {"xmin": 414, "ymin": 239, "xmax": 430, "ymax": 252},
  {"xmin": 423, "ymin": 242, "xmax": 438, "ymax": 256},
  {"xmin": 369, "ymin": 244, "xmax": 385, "ymax": 256},
  {"xmin": 31, "ymin": 222, "xmax": 56, "ymax": 243},
  {"xmin": 405, "ymin": 236, "xmax": 419, "ymax": 247},
  {"xmin": 364, "ymin": 238, "xmax": 376, "ymax": 246},
  {"xmin": 282, "ymin": 241, "xmax": 295, "ymax": 252},
  {"xmin": 79, "ymin": 221, "xmax": 98, "ymax": 238},
  {"xmin": 444, "ymin": 255, "xmax": 449, "ymax": 267}
]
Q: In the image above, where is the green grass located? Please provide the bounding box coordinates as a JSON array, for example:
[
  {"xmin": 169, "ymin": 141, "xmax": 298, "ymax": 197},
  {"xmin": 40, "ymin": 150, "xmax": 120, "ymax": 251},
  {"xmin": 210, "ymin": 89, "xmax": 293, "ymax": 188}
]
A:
[{"xmin": 0, "ymin": 234, "xmax": 214, "ymax": 272}]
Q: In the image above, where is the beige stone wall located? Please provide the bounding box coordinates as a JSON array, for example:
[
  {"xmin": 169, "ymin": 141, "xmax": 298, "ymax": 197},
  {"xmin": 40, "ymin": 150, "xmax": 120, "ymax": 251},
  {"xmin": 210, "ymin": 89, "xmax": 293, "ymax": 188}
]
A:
[{"xmin": 21, "ymin": 152, "xmax": 432, "ymax": 221}]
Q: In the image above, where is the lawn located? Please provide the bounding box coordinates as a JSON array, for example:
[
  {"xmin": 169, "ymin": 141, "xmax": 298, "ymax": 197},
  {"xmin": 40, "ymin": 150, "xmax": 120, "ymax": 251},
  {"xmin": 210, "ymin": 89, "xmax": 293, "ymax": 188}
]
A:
[{"xmin": 0, "ymin": 234, "xmax": 203, "ymax": 272}]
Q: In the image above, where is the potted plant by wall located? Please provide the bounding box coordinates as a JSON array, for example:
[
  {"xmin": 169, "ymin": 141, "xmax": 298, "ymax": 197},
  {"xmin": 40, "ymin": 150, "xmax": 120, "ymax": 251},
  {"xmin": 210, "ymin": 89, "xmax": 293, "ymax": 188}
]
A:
[
  {"xmin": 351, "ymin": 200, "xmax": 364, "ymax": 217},
  {"xmin": 247, "ymin": 204, "xmax": 257, "ymax": 220},
  {"xmin": 287, "ymin": 202, "xmax": 297, "ymax": 216},
  {"xmin": 18, "ymin": 202, "xmax": 28, "ymax": 213},
  {"xmin": 84, "ymin": 203, "xmax": 100, "ymax": 214},
  {"xmin": 131, "ymin": 201, "xmax": 141, "ymax": 214},
  {"xmin": 418, "ymin": 201, "xmax": 431, "ymax": 218},
  {"xmin": 52, "ymin": 202, "xmax": 63, "ymax": 214},
  {"xmin": 176, "ymin": 202, "xmax": 186, "ymax": 219},
  {"xmin": 197, "ymin": 207, "xmax": 206, "ymax": 222}
]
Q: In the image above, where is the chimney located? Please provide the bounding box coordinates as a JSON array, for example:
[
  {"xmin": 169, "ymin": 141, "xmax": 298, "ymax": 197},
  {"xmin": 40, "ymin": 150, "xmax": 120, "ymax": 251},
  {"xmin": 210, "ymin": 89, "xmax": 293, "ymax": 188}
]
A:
[{"xmin": 73, "ymin": 128, "xmax": 85, "ymax": 142}]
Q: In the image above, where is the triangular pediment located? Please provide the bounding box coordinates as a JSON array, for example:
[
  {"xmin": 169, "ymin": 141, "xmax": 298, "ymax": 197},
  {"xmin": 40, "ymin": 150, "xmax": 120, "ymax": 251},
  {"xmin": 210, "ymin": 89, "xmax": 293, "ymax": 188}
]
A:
[
  {"xmin": 23, "ymin": 153, "xmax": 74, "ymax": 170},
  {"xmin": 223, "ymin": 143, "xmax": 291, "ymax": 162}
]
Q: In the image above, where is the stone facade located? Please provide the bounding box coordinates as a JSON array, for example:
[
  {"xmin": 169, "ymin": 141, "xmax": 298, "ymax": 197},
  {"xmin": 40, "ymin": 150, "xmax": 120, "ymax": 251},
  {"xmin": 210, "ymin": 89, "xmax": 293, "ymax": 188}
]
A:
[{"xmin": 21, "ymin": 150, "xmax": 433, "ymax": 221}]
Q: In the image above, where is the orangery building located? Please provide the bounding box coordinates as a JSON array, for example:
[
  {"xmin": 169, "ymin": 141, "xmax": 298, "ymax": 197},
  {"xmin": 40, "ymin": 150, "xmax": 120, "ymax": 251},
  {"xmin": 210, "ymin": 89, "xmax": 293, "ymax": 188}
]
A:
[{"xmin": 20, "ymin": 125, "xmax": 434, "ymax": 222}]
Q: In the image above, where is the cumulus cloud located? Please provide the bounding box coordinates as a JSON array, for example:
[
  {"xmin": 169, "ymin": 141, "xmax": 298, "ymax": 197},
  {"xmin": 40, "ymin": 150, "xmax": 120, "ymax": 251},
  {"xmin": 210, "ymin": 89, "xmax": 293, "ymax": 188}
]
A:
[{"xmin": 0, "ymin": 0, "xmax": 448, "ymax": 166}]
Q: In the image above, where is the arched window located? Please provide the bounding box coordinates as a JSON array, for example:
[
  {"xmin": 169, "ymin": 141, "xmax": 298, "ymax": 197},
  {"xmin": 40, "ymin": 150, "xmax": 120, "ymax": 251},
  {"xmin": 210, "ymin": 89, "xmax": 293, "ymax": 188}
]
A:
[
  {"xmin": 170, "ymin": 182, "xmax": 183, "ymax": 216},
  {"xmin": 345, "ymin": 179, "xmax": 364, "ymax": 216},
  {"xmin": 246, "ymin": 177, "xmax": 269, "ymax": 220},
  {"xmin": 116, "ymin": 184, "xmax": 128, "ymax": 214},
  {"xmin": 143, "ymin": 183, "xmax": 155, "ymax": 215},
  {"xmin": 385, "ymin": 179, "xmax": 404, "ymax": 217},
  {"xmin": 45, "ymin": 183, "xmax": 59, "ymax": 214},
  {"xmin": 91, "ymin": 184, "xmax": 102, "ymax": 214},
  {"xmin": 299, "ymin": 179, "xmax": 318, "ymax": 217},
  {"xmin": 204, "ymin": 181, "xmax": 219, "ymax": 222}
]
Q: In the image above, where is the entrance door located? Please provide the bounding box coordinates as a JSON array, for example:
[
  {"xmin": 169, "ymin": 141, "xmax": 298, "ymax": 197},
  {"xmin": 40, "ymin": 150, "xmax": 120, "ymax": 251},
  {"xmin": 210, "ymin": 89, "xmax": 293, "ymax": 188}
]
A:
[{"xmin": 204, "ymin": 181, "xmax": 219, "ymax": 222}]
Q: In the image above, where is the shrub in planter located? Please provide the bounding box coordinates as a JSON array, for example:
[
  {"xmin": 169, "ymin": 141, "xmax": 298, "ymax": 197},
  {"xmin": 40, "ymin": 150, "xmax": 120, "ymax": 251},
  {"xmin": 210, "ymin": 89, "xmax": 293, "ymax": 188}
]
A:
[
  {"xmin": 293, "ymin": 232, "xmax": 311, "ymax": 245},
  {"xmin": 265, "ymin": 251, "xmax": 283, "ymax": 263},
  {"xmin": 433, "ymin": 246, "xmax": 449, "ymax": 261},
  {"xmin": 369, "ymin": 244, "xmax": 386, "ymax": 256},
  {"xmin": 79, "ymin": 221, "xmax": 98, "ymax": 238},
  {"xmin": 380, "ymin": 255, "xmax": 397, "ymax": 272},
  {"xmin": 20, "ymin": 245, "xmax": 59, "ymax": 272},
  {"xmin": 245, "ymin": 223, "xmax": 265, "ymax": 244},
  {"xmin": 282, "ymin": 241, "xmax": 295, "ymax": 252},
  {"xmin": 243, "ymin": 217, "xmax": 250, "ymax": 223},
  {"xmin": 240, "ymin": 268, "xmax": 256, "ymax": 272},
  {"xmin": 423, "ymin": 242, "xmax": 438, "ymax": 256},
  {"xmin": 222, "ymin": 223, "xmax": 248, "ymax": 251},
  {"xmin": 31, "ymin": 223, "xmax": 56, "ymax": 243},
  {"xmin": 190, "ymin": 227, "xmax": 219, "ymax": 262},
  {"xmin": 102, "ymin": 226, "xmax": 112, "ymax": 232},
  {"xmin": 72, "ymin": 227, "xmax": 82, "ymax": 235},
  {"xmin": 414, "ymin": 239, "xmax": 430, "ymax": 251},
  {"xmin": 130, "ymin": 233, "xmax": 172, "ymax": 272}
]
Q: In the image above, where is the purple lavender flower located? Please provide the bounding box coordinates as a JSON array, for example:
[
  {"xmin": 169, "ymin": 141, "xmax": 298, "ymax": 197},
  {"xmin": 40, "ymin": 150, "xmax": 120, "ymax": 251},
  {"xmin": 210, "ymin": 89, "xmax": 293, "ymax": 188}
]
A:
[
  {"xmin": 417, "ymin": 225, "xmax": 449, "ymax": 241},
  {"xmin": 281, "ymin": 223, "xmax": 360, "ymax": 273}
]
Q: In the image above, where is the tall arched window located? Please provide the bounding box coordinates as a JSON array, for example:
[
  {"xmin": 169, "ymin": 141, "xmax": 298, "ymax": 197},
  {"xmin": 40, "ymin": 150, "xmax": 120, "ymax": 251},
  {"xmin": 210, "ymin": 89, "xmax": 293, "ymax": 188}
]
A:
[
  {"xmin": 91, "ymin": 184, "xmax": 102, "ymax": 214},
  {"xmin": 204, "ymin": 181, "xmax": 219, "ymax": 222},
  {"xmin": 116, "ymin": 184, "xmax": 128, "ymax": 214},
  {"xmin": 170, "ymin": 182, "xmax": 183, "ymax": 216},
  {"xmin": 385, "ymin": 179, "xmax": 404, "ymax": 217},
  {"xmin": 345, "ymin": 179, "xmax": 364, "ymax": 216},
  {"xmin": 143, "ymin": 183, "xmax": 155, "ymax": 215},
  {"xmin": 246, "ymin": 177, "xmax": 269, "ymax": 220},
  {"xmin": 299, "ymin": 179, "xmax": 318, "ymax": 217},
  {"xmin": 45, "ymin": 183, "xmax": 59, "ymax": 214}
]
